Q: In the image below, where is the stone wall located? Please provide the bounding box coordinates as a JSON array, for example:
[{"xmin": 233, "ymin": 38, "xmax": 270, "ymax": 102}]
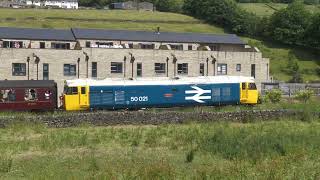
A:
[
  {"xmin": 0, "ymin": 110, "xmax": 317, "ymax": 128},
  {"xmin": 0, "ymin": 48, "xmax": 270, "ymax": 99}
]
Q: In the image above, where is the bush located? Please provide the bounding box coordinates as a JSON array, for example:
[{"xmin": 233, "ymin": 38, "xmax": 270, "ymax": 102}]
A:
[
  {"xmin": 295, "ymin": 89, "xmax": 313, "ymax": 103},
  {"xmin": 265, "ymin": 89, "xmax": 282, "ymax": 103}
]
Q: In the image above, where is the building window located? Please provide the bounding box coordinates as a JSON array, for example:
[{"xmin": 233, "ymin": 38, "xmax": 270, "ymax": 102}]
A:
[
  {"xmin": 155, "ymin": 63, "xmax": 166, "ymax": 74},
  {"xmin": 217, "ymin": 64, "xmax": 227, "ymax": 75},
  {"xmin": 51, "ymin": 43, "xmax": 70, "ymax": 49},
  {"xmin": 40, "ymin": 42, "xmax": 45, "ymax": 49},
  {"xmin": 4, "ymin": 41, "xmax": 23, "ymax": 48},
  {"xmin": 63, "ymin": 64, "xmax": 76, "ymax": 76},
  {"xmin": 137, "ymin": 63, "xmax": 142, "ymax": 77},
  {"xmin": 12, "ymin": 63, "xmax": 26, "ymax": 76},
  {"xmin": 236, "ymin": 64, "xmax": 241, "ymax": 72},
  {"xmin": 170, "ymin": 44, "xmax": 183, "ymax": 50},
  {"xmin": 177, "ymin": 63, "xmax": 188, "ymax": 75},
  {"xmin": 96, "ymin": 42, "xmax": 113, "ymax": 48},
  {"xmin": 92, "ymin": 62, "xmax": 97, "ymax": 78},
  {"xmin": 200, "ymin": 63, "xmax": 205, "ymax": 76},
  {"xmin": 43, "ymin": 63, "xmax": 49, "ymax": 80},
  {"xmin": 251, "ymin": 64, "xmax": 256, "ymax": 78},
  {"xmin": 111, "ymin": 62, "xmax": 123, "ymax": 73},
  {"xmin": 188, "ymin": 45, "xmax": 193, "ymax": 51},
  {"xmin": 209, "ymin": 45, "xmax": 220, "ymax": 51},
  {"xmin": 140, "ymin": 43, "xmax": 154, "ymax": 49},
  {"xmin": 85, "ymin": 41, "xmax": 91, "ymax": 48}
]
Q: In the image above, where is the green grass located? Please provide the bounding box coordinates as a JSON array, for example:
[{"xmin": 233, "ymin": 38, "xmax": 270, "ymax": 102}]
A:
[
  {"xmin": 246, "ymin": 38, "xmax": 320, "ymax": 82},
  {"xmin": 0, "ymin": 117, "xmax": 319, "ymax": 179},
  {"xmin": 0, "ymin": 9, "xmax": 225, "ymax": 33},
  {"xmin": 239, "ymin": 3, "xmax": 320, "ymax": 17},
  {"xmin": 0, "ymin": 8, "xmax": 319, "ymax": 82}
]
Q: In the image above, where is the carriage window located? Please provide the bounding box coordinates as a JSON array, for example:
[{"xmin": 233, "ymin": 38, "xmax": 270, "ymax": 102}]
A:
[
  {"xmin": 242, "ymin": 83, "xmax": 246, "ymax": 90},
  {"xmin": 249, "ymin": 83, "xmax": 257, "ymax": 90},
  {"xmin": 45, "ymin": 90, "xmax": 52, "ymax": 100},
  {"xmin": 24, "ymin": 89, "xmax": 37, "ymax": 101},
  {"xmin": 0, "ymin": 89, "xmax": 16, "ymax": 102}
]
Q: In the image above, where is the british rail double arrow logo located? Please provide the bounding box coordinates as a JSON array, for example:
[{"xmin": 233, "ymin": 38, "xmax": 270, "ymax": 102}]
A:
[{"xmin": 185, "ymin": 86, "xmax": 212, "ymax": 103}]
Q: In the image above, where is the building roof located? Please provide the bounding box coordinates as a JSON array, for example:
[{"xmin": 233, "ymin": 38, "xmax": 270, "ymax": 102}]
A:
[
  {"xmin": 0, "ymin": 80, "xmax": 56, "ymax": 88},
  {"xmin": 71, "ymin": 28, "xmax": 245, "ymax": 45},
  {"xmin": 0, "ymin": 26, "xmax": 245, "ymax": 45},
  {"xmin": 0, "ymin": 27, "xmax": 76, "ymax": 41}
]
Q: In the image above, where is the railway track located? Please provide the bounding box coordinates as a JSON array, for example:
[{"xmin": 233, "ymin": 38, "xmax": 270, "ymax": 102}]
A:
[{"xmin": 0, "ymin": 109, "xmax": 318, "ymax": 128}]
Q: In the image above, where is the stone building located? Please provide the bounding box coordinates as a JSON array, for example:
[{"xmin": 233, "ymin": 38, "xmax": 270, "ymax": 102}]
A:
[{"xmin": 0, "ymin": 26, "xmax": 270, "ymax": 100}]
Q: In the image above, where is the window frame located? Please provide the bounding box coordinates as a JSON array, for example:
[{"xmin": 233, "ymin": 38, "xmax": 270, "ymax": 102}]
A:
[
  {"xmin": 92, "ymin": 62, "xmax": 97, "ymax": 78},
  {"xmin": 236, "ymin": 64, "xmax": 241, "ymax": 72},
  {"xmin": 154, "ymin": 63, "xmax": 166, "ymax": 74},
  {"xmin": 137, "ymin": 63, "xmax": 142, "ymax": 77},
  {"xmin": 12, "ymin": 63, "xmax": 26, "ymax": 76},
  {"xmin": 200, "ymin": 63, "xmax": 205, "ymax": 76},
  {"xmin": 43, "ymin": 63, "xmax": 49, "ymax": 80},
  {"xmin": 177, "ymin": 63, "xmax": 188, "ymax": 75},
  {"xmin": 111, "ymin": 62, "xmax": 123, "ymax": 74},
  {"xmin": 217, "ymin": 63, "xmax": 227, "ymax": 75},
  {"xmin": 63, "ymin": 64, "xmax": 76, "ymax": 76}
]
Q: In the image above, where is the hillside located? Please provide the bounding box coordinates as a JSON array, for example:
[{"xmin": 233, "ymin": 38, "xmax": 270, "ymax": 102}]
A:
[
  {"xmin": 239, "ymin": 3, "xmax": 320, "ymax": 17},
  {"xmin": 0, "ymin": 8, "xmax": 319, "ymax": 82}
]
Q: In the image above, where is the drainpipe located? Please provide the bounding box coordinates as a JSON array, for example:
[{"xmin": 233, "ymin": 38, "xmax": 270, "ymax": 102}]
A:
[
  {"xmin": 27, "ymin": 57, "xmax": 30, "ymax": 80},
  {"xmin": 211, "ymin": 55, "xmax": 217, "ymax": 76},
  {"xmin": 206, "ymin": 58, "xmax": 209, "ymax": 76},
  {"xmin": 123, "ymin": 56, "xmax": 126, "ymax": 78},
  {"xmin": 171, "ymin": 54, "xmax": 177, "ymax": 77},
  {"xmin": 166, "ymin": 57, "xmax": 169, "ymax": 77},
  {"xmin": 83, "ymin": 52, "xmax": 89, "ymax": 78},
  {"xmin": 129, "ymin": 53, "xmax": 135, "ymax": 79},
  {"xmin": 77, "ymin": 58, "xmax": 80, "ymax": 79}
]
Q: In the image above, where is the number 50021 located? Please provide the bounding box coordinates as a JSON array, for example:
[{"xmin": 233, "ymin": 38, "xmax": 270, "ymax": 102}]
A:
[{"xmin": 130, "ymin": 96, "xmax": 148, "ymax": 102}]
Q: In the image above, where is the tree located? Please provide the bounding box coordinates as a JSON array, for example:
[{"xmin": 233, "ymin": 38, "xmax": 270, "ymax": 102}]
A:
[
  {"xmin": 304, "ymin": 13, "xmax": 320, "ymax": 49},
  {"xmin": 269, "ymin": 2, "xmax": 312, "ymax": 45}
]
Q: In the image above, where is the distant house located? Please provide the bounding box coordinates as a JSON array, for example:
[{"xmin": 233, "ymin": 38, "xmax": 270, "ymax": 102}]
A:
[
  {"xmin": 26, "ymin": 0, "xmax": 78, "ymax": 9},
  {"xmin": 110, "ymin": 1, "xmax": 154, "ymax": 11}
]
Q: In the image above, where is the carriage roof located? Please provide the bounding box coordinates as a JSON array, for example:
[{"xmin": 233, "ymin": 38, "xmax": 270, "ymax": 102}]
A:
[
  {"xmin": 65, "ymin": 76, "xmax": 255, "ymax": 87},
  {"xmin": 0, "ymin": 80, "xmax": 56, "ymax": 88}
]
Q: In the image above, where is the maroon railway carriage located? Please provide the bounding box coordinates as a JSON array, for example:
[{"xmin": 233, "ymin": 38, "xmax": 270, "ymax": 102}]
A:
[{"xmin": 0, "ymin": 80, "xmax": 57, "ymax": 111}]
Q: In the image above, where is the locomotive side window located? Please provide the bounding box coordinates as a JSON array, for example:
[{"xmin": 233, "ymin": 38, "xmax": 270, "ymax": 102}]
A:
[
  {"xmin": 24, "ymin": 89, "xmax": 37, "ymax": 101},
  {"xmin": 249, "ymin": 83, "xmax": 257, "ymax": 90},
  {"xmin": 0, "ymin": 89, "xmax": 16, "ymax": 102}
]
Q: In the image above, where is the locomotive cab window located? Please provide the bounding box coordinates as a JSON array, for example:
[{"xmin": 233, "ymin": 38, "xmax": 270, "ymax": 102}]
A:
[
  {"xmin": 249, "ymin": 83, "xmax": 257, "ymax": 90},
  {"xmin": 65, "ymin": 87, "xmax": 78, "ymax": 95}
]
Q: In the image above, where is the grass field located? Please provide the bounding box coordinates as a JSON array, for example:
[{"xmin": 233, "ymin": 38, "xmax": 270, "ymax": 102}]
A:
[
  {"xmin": 0, "ymin": 8, "xmax": 319, "ymax": 82},
  {"xmin": 239, "ymin": 3, "xmax": 320, "ymax": 17},
  {"xmin": 0, "ymin": 116, "xmax": 319, "ymax": 179}
]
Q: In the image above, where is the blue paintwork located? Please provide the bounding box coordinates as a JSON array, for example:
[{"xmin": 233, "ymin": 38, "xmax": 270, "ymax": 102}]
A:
[{"xmin": 89, "ymin": 83, "xmax": 240, "ymax": 109}]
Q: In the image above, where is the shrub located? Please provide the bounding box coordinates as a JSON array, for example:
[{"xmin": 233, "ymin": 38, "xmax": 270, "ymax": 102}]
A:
[
  {"xmin": 265, "ymin": 89, "xmax": 282, "ymax": 103},
  {"xmin": 185, "ymin": 150, "xmax": 195, "ymax": 163},
  {"xmin": 295, "ymin": 89, "xmax": 313, "ymax": 103}
]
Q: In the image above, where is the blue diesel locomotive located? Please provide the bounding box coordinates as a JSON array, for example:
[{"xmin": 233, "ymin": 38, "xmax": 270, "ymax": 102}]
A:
[{"xmin": 63, "ymin": 76, "xmax": 258, "ymax": 111}]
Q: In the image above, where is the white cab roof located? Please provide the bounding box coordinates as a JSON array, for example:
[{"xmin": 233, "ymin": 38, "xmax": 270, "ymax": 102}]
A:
[{"xmin": 65, "ymin": 76, "xmax": 255, "ymax": 87}]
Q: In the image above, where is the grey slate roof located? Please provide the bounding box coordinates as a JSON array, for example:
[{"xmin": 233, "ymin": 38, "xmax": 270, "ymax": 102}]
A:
[
  {"xmin": 0, "ymin": 27, "xmax": 76, "ymax": 41},
  {"xmin": 71, "ymin": 28, "xmax": 245, "ymax": 45},
  {"xmin": 0, "ymin": 26, "xmax": 245, "ymax": 45}
]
